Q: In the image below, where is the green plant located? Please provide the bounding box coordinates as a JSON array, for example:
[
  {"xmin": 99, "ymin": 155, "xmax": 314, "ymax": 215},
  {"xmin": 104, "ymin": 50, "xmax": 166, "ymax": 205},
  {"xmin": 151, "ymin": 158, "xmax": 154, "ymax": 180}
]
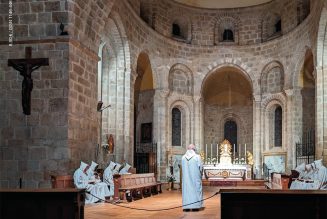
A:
[{"xmin": 167, "ymin": 175, "xmax": 176, "ymax": 182}]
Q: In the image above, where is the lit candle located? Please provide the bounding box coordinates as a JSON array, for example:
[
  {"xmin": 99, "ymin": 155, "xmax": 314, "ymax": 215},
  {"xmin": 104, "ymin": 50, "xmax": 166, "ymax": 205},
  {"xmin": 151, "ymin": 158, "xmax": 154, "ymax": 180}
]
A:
[
  {"xmin": 239, "ymin": 144, "xmax": 241, "ymax": 158},
  {"xmin": 216, "ymin": 143, "xmax": 218, "ymax": 159},
  {"xmin": 245, "ymin": 144, "xmax": 247, "ymax": 158}
]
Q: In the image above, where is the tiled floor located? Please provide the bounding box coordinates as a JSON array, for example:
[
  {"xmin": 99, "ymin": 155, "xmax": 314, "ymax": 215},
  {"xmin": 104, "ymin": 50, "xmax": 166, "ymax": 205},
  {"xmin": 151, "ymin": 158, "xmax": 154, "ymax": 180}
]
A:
[{"xmin": 85, "ymin": 186, "xmax": 263, "ymax": 219}]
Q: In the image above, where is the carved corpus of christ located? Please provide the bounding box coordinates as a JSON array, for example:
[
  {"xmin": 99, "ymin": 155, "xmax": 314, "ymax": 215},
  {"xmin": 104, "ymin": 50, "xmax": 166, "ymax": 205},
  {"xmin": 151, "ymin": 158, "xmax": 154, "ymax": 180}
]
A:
[{"xmin": 8, "ymin": 47, "xmax": 49, "ymax": 115}]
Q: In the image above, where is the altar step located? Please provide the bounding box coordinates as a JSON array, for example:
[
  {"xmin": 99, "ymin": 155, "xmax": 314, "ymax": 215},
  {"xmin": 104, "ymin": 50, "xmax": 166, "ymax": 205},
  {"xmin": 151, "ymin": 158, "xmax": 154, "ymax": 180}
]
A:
[{"xmin": 202, "ymin": 179, "xmax": 265, "ymax": 187}]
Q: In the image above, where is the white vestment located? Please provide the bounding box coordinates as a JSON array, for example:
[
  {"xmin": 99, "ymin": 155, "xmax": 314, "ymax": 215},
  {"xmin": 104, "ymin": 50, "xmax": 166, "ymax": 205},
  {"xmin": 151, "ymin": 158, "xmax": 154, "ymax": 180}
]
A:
[
  {"xmin": 74, "ymin": 161, "xmax": 110, "ymax": 204},
  {"xmin": 87, "ymin": 161, "xmax": 111, "ymax": 200},
  {"xmin": 311, "ymin": 160, "xmax": 327, "ymax": 190},
  {"xmin": 103, "ymin": 161, "xmax": 116, "ymax": 196},
  {"xmin": 290, "ymin": 160, "xmax": 327, "ymax": 190},
  {"xmin": 113, "ymin": 163, "xmax": 121, "ymax": 174},
  {"xmin": 182, "ymin": 149, "xmax": 203, "ymax": 209},
  {"xmin": 73, "ymin": 161, "xmax": 100, "ymax": 204},
  {"xmin": 119, "ymin": 163, "xmax": 131, "ymax": 174}
]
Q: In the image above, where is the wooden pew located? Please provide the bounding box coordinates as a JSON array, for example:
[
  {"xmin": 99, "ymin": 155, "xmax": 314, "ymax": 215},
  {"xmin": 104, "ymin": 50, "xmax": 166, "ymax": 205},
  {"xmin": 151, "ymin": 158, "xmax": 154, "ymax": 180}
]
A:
[
  {"xmin": 219, "ymin": 189, "xmax": 327, "ymax": 219},
  {"xmin": 50, "ymin": 175, "xmax": 74, "ymax": 188},
  {"xmin": 114, "ymin": 173, "xmax": 162, "ymax": 202},
  {"xmin": 0, "ymin": 188, "xmax": 85, "ymax": 219}
]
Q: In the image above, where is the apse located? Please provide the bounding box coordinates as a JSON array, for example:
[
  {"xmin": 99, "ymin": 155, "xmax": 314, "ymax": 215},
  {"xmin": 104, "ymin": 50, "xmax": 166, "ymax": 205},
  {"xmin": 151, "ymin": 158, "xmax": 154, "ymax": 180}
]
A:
[{"xmin": 202, "ymin": 67, "xmax": 253, "ymax": 151}]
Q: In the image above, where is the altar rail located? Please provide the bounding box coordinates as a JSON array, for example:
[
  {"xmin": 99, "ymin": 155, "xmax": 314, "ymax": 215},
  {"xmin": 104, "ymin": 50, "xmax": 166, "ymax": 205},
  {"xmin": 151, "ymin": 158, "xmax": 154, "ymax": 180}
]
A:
[{"xmin": 220, "ymin": 189, "xmax": 327, "ymax": 219}]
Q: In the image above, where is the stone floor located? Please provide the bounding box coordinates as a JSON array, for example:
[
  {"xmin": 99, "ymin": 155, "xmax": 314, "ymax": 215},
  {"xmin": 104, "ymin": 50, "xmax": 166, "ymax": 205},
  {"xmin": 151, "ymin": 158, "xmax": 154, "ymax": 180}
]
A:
[{"xmin": 85, "ymin": 185, "xmax": 264, "ymax": 219}]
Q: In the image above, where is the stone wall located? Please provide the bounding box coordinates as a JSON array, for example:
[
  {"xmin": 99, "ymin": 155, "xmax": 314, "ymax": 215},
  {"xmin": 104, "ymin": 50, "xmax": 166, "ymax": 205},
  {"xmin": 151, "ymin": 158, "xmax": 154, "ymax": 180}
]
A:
[
  {"xmin": 136, "ymin": 90, "xmax": 154, "ymax": 144},
  {"xmin": 0, "ymin": 40, "xmax": 69, "ymax": 188},
  {"xmin": 204, "ymin": 104, "xmax": 253, "ymax": 151},
  {"xmin": 0, "ymin": 0, "xmax": 325, "ymax": 188},
  {"xmin": 134, "ymin": 0, "xmax": 304, "ymax": 46}
]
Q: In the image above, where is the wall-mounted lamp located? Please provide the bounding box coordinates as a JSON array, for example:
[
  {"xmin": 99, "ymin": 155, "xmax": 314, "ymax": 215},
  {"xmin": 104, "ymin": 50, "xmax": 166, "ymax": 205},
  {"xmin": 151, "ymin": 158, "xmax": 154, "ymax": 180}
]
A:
[{"xmin": 97, "ymin": 101, "xmax": 111, "ymax": 112}]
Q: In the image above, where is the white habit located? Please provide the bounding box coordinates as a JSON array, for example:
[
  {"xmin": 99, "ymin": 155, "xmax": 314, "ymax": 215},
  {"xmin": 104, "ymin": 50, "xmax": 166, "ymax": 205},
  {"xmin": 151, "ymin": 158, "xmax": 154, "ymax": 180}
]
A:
[
  {"xmin": 87, "ymin": 161, "xmax": 111, "ymax": 200},
  {"xmin": 73, "ymin": 161, "xmax": 100, "ymax": 204},
  {"xmin": 103, "ymin": 161, "xmax": 116, "ymax": 196},
  {"xmin": 182, "ymin": 148, "xmax": 203, "ymax": 210}
]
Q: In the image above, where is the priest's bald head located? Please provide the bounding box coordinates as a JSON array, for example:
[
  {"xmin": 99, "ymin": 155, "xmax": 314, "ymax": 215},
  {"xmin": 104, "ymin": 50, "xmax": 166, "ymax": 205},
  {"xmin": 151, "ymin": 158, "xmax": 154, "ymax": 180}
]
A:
[{"xmin": 188, "ymin": 144, "xmax": 196, "ymax": 151}]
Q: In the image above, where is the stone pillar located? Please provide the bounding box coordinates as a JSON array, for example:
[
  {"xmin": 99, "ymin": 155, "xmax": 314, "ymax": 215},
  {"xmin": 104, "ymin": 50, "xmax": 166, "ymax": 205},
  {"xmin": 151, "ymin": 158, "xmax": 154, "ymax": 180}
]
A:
[
  {"xmin": 285, "ymin": 89, "xmax": 297, "ymax": 170},
  {"xmin": 193, "ymin": 95, "xmax": 201, "ymax": 149},
  {"xmin": 153, "ymin": 89, "xmax": 169, "ymax": 181},
  {"xmin": 123, "ymin": 67, "xmax": 133, "ymax": 165},
  {"xmin": 316, "ymin": 67, "xmax": 327, "ymax": 164},
  {"xmin": 252, "ymin": 95, "xmax": 262, "ymax": 178}
]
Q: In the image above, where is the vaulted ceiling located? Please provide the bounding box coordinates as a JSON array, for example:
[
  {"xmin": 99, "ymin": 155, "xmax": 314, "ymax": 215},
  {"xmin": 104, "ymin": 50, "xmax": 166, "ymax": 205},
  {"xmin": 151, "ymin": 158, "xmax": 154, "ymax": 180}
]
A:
[{"xmin": 173, "ymin": 0, "xmax": 273, "ymax": 9}]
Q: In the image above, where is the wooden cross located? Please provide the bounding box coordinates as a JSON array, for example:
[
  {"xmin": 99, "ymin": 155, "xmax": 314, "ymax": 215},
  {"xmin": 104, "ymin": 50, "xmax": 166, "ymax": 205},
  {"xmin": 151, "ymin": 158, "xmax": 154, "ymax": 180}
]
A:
[{"xmin": 8, "ymin": 47, "xmax": 49, "ymax": 115}]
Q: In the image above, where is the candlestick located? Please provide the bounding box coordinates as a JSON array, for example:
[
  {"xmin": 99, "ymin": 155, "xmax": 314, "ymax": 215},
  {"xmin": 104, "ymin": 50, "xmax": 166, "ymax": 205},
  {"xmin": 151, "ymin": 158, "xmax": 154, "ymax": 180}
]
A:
[
  {"xmin": 206, "ymin": 144, "xmax": 207, "ymax": 164},
  {"xmin": 245, "ymin": 144, "xmax": 247, "ymax": 158},
  {"xmin": 233, "ymin": 144, "xmax": 235, "ymax": 162},
  {"xmin": 210, "ymin": 144, "xmax": 213, "ymax": 163}
]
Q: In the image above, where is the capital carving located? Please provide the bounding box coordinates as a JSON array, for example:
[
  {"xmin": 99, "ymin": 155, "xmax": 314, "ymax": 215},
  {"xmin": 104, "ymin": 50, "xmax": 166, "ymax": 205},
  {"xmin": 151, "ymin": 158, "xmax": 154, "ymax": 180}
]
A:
[
  {"xmin": 193, "ymin": 95, "xmax": 202, "ymax": 103},
  {"xmin": 131, "ymin": 71, "xmax": 138, "ymax": 84},
  {"xmin": 155, "ymin": 89, "xmax": 170, "ymax": 98},
  {"xmin": 252, "ymin": 94, "xmax": 261, "ymax": 102},
  {"xmin": 284, "ymin": 89, "xmax": 294, "ymax": 97}
]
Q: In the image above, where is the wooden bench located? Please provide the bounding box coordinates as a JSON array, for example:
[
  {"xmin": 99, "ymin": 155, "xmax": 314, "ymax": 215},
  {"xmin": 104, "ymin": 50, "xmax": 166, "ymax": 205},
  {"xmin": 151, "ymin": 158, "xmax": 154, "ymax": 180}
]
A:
[
  {"xmin": 51, "ymin": 175, "xmax": 74, "ymax": 188},
  {"xmin": 220, "ymin": 189, "xmax": 327, "ymax": 219},
  {"xmin": 114, "ymin": 173, "xmax": 162, "ymax": 202}
]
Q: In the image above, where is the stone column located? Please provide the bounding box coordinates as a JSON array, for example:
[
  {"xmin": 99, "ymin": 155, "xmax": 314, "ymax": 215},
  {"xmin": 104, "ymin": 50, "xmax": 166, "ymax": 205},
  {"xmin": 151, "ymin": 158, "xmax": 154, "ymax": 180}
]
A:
[
  {"xmin": 153, "ymin": 89, "xmax": 169, "ymax": 181},
  {"xmin": 193, "ymin": 95, "xmax": 204, "ymax": 151},
  {"xmin": 316, "ymin": 67, "xmax": 327, "ymax": 163},
  {"xmin": 285, "ymin": 89, "xmax": 297, "ymax": 170},
  {"xmin": 123, "ymin": 68, "xmax": 135, "ymax": 165},
  {"xmin": 252, "ymin": 95, "xmax": 262, "ymax": 178}
]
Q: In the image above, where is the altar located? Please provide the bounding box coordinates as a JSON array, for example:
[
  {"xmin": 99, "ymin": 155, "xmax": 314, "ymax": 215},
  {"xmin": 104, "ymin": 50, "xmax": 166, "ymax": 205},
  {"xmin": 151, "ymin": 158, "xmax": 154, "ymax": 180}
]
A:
[
  {"xmin": 203, "ymin": 164, "xmax": 250, "ymax": 180},
  {"xmin": 202, "ymin": 140, "xmax": 253, "ymax": 180}
]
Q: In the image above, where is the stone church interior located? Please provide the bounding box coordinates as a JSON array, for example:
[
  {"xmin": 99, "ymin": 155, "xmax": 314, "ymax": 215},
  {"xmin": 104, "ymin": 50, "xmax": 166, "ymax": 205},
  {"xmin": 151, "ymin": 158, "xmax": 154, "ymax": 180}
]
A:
[{"xmin": 0, "ymin": 0, "xmax": 327, "ymax": 218}]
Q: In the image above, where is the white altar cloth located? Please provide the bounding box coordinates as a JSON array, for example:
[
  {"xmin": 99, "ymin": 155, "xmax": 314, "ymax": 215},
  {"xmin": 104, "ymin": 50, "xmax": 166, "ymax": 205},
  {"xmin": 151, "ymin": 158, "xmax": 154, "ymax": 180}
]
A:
[{"xmin": 203, "ymin": 164, "xmax": 248, "ymax": 180}]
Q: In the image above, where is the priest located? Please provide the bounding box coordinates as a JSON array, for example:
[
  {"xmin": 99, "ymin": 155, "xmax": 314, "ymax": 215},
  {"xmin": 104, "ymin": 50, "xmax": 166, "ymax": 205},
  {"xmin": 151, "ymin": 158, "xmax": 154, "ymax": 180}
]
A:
[{"xmin": 181, "ymin": 144, "xmax": 203, "ymax": 211}]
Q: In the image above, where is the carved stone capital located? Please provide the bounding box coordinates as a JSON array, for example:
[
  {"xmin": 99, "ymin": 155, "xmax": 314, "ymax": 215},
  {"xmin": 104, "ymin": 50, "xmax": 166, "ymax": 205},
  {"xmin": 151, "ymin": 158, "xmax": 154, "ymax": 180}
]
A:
[
  {"xmin": 193, "ymin": 95, "xmax": 202, "ymax": 103},
  {"xmin": 284, "ymin": 89, "xmax": 294, "ymax": 97},
  {"xmin": 155, "ymin": 89, "xmax": 170, "ymax": 98},
  {"xmin": 131, "ymin": 71, "xmax": 138, "ymax": 84},
  {"xmin": 252, "ymin": 94, "xmax": 261, "ymax": 102}
]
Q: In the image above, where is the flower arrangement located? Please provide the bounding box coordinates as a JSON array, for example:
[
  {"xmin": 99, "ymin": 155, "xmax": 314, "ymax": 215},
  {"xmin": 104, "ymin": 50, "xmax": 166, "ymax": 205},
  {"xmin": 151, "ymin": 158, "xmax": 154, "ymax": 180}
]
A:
[
  {"xmin": 102, "ymin": 144, "xmax": 109, "ymax": 154},
  {"xmin": 167, "ymin": 175, "xmax": 176, "ymax": 182}
]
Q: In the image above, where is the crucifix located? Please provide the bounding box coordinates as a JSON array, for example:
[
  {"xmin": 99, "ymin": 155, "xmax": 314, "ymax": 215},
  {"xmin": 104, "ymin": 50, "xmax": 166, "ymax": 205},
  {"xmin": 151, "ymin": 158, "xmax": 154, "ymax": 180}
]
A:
[{"xmin": 8, "ymin": 47, "xmax": 49, "ymax": 115}]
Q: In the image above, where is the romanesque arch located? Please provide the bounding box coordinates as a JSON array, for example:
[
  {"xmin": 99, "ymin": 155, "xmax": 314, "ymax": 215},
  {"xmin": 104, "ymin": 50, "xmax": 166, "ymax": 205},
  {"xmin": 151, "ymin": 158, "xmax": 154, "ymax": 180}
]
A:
[
  {"xmin": 261, "ymin": 61, "xmax": 284, "ymax": 95},
  {"xmin": 201, "ymin": 65, "xmax": 253, "ymax": 149},
  {"xmin": 168, "ymin": 63, "xmax": 194, "ymax": 96},
  {"xmin": 213, "ymin": 15, "xmax": 241, "ymax": 45}
]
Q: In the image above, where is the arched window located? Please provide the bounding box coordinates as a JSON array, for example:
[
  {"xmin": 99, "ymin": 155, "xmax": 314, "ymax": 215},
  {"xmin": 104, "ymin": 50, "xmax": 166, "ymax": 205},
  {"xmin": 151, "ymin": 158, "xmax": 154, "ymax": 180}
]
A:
[
  {"xmin": 172, "ymin": 23, "xmax": 181, "ymax": 37},
  {"xmin": 274, "ymin": 106, "xmax": 282, "ymax": 147},
  {"xmin": 224, "ymin": 120, "xmax": 237, "ymax": 152},
  {"xmin": 275, "ymin": 19, "xmax": 281, "ymax": 33},
  {"xmin": 172, "ymin": 108, "xmax": 181, "ymax": 146},
  {"xmin": 223, "ymin": 29, "xmax": 234, "ymax": 41}
]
